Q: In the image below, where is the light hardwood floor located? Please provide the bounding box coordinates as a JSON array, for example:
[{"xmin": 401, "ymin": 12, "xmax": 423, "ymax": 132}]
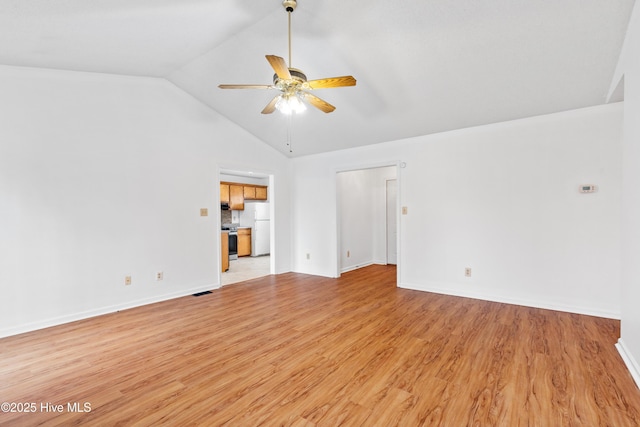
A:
[{"xmin": 1, "ymin": 265, "xmax": 640, "ymax": 426}]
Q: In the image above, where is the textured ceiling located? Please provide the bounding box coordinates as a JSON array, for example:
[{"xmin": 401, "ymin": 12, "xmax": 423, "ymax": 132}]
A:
[{"xmin": 1, "ymin": 0, "xmax": 635, "ymax": 157}]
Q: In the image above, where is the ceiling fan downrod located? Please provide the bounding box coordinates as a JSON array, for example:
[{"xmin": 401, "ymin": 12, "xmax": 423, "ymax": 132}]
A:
[{"xmin": 282, "ymin": 0, "xmax": 297, "ymax": 68}]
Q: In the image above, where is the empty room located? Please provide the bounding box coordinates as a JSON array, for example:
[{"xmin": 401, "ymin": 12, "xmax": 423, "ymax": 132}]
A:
[{"xmin": 2, "ymin": 0, "xmax": 640, "ymax": 425}]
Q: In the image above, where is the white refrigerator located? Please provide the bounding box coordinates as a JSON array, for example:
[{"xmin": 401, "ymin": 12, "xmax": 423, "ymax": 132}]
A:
[{"xmin": 239, "ymin": 202, "xmax": 270, "ymax": 256}]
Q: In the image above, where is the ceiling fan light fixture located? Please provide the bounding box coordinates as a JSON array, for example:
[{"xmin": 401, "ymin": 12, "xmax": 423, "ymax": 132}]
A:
[{"xmin": 276, "ymin": 92, "xmax": 307, "ymax": 115}]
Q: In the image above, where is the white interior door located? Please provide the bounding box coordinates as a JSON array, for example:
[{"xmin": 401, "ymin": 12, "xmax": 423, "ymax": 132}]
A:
[{"xmin": 386, "ymin": 179, "xmax": 397, "ymax": 265}]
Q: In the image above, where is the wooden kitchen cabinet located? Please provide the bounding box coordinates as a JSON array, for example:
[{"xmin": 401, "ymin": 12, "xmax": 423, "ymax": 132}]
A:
[
  {"xmin": 254, "ymin": 186, "xmax": 267, "ymax": 200},
  {"xmin": 244, "ymin": 185, "xmax": 268, "ymax": 201},
  {"xmin": 221, "ymin": 181, "xmax": 267, "ymax": 208},
  {"xmin": 229, "ymin": 185, "xmax": 244, "ymax": 210},
  {"xmin": 237, "ymin": 228, "xmax": 251, "ymax": 257},
  {"xmin": 221, "ymin": 231, "xmax": 229, "ymax": 272},
  {"xmin": 243, "ymin": 186, "xmax": 256, "ymax": 200},
  {"xmin": 220, "ymin": 184, "xmax": 230, "ymax": 204}
]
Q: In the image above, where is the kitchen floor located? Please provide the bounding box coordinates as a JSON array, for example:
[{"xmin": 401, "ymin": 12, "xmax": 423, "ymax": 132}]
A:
[{"xmin": 222, "ymin": 255, "xmax": 270, "ymax": 286}]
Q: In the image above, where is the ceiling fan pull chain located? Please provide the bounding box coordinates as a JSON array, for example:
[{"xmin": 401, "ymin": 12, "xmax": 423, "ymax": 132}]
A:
[{"xmin": 286, "ymin": 113, "xmax": 294, "ymax": 153}]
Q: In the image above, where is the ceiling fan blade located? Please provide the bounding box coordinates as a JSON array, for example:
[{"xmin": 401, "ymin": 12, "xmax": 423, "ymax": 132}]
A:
[
  {"xmin": 261, "ymin": 96, "xmax": 280, "ymax": 114},
  {"xmin": 304, "ymin": 93, "xmax": 336, "ymax": 113},
  {"xmin": 307, "ymin": 76, "xmax": 356, "ymax": 90},
  {"xmin": 266, "ymin": 55, "xmax": 292, "ymax": 80},
  {"xmin": 218, "ymin": 84, "xmax": 272, "ymax": 89}
]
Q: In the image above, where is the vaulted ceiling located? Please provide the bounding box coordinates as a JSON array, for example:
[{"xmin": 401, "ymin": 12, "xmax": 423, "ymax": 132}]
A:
[{"xmin": 1, "ymin": 0, "xmax": 635, "ymax": 157}]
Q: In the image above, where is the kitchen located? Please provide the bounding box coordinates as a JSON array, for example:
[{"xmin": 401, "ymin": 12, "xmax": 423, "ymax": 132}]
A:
[{"xmin": 219, "ymin": 174, "xmax": 271, "ymax": 285}]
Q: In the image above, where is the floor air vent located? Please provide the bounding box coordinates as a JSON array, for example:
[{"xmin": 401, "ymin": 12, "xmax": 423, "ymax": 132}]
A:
[{"xmin": 192, "ymin": 291, "xmax": 212, "ymax": 297}]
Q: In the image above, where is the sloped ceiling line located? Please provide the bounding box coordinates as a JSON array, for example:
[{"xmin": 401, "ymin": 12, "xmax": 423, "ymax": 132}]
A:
[{"xmin": 0, "ymin": 0, "xmax": 635, "ymax": 157}]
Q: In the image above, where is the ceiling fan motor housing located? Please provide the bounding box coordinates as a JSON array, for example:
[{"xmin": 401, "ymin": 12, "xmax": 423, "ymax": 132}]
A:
[{"xmin": 273, "ymin": 68, "xmax": 308, "ymax": 91}]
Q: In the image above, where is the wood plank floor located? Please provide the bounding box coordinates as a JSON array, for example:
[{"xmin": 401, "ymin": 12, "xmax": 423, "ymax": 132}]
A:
[{"xmin": 1, "ymin": 265, "xmax": 640, "ymax": 426}]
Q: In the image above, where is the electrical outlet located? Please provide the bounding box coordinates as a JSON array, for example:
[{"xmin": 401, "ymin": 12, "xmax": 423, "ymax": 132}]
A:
[
  {"xmin": 125, "ymin": 276, "xmax": 132, "ymax": 286},
  {"xmin": 347, "ymin": 250, "xmax": 350, "ymax": 258},
  {"xmin": 465, "ymin": 268, "xmax": 472, "ymax": 277},
  {"xmin": 306, "ymin": 253, "xmax": 310, "ymax": 260},
  {"xmin": 200, "ymin": 208, "xmax": 208, "ymax": 216},
  {"xmin": 156, "ymin": 271, "xmax": 163, "ymax": 281}
]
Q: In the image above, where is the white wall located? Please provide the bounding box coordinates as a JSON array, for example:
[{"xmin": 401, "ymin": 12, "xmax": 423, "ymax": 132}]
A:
[
  {"xmin": 338, "ymin": 170, "xmax": 374, "ymax": 271},
  {"xmin": 615, "ymin": 1, "xmax": 640, "ymax": 387},
  {"xmin": 292, "ymin": 103, "xmax": 623, "ymax": 318},
  {"xmin": 0, "ymin": 65, "xmax": 291, "ymax": 337}
]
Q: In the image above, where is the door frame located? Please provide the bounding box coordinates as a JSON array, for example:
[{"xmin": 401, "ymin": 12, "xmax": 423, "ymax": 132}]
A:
[
  {"xmin": 386, "ymin": 178, "xmax": 398, "ymax": 265},
  {"xmin": 217, "ymin": 167, "xmax": 276, "ymax": 287},
  {"xmin": 334, "ymin": 161, "xmax": 401, "ymax": 285}
]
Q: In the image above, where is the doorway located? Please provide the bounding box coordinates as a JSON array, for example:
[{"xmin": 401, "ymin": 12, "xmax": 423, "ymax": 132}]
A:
[
  {"xmin": 219, "ymin": 170, "xmax": 274, "ymax": 286},
  {"xmin": 336, "ymin": 165, "xmax": 398, "ymax": 275}
]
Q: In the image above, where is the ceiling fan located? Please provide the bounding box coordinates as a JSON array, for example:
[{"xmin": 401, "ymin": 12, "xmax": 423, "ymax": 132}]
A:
[{"xmin": 218, "ymin": 0, "xmax": 356, "ymax": 115}]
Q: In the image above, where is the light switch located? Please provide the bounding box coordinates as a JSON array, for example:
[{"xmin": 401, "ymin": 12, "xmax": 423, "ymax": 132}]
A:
[
  {"xmin": 200, "ymin": 208, "xmax": 208, "ymax": 217},
  {"xmin": 402, "ymin": 206, "xmax": 408, "ymax": 215}
]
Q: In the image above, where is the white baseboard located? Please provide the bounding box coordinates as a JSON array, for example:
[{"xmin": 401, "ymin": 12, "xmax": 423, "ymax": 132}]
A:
[
  {"xmin": 616, "ymin": 339, "xmax": 640, "ymax": 390},
  {"xmin": 341, "ymin": 261, "xmax": 374, "ymax": 274},
  {"xmin": 0, "ymin": 283, "xmax": 219, "ymax": 339},
  {"xmin": 398, "ymin": 281, "xmax": 620, "ymax": 319},
  {"xmin": 340, "ymin": 261, "xmax": 389, "ymax": 274}
]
